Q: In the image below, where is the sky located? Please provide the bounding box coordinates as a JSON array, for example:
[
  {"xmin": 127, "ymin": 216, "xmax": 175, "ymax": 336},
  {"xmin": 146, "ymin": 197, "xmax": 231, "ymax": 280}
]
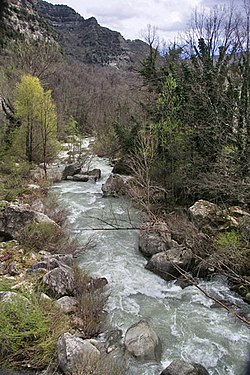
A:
[{"xmin": 48, "ymin": 0, "xmax": 234, "ymax": 42}]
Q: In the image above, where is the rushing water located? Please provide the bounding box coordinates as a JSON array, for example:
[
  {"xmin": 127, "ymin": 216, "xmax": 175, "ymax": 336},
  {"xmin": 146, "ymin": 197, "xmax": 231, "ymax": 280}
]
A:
[{"xmin": 52, "ymin": 143, "xmax": 250, "ymax": 375}]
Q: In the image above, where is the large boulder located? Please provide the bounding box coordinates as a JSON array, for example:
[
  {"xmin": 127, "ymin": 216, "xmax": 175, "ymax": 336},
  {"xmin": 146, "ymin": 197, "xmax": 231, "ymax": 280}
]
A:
[
  {"xmin": 160, "ymin": 359, "xmax": 209, "ymax": 375},
  {"xmin": 62, "ymin": 164, "xmax": 81, "ymax": 180},
  {"xmin": 145, "ymin": 247, "xmax": 193, "ymax": 281},
  {"xmin": 188, "ymin": 200, "xmax": 234, "ymax": 232},
  {"xmin": 57, "ymin": 332, "xmax": 100, "ymax": 374},
  {"xmin": 139, "ymin": 230, "xmax": 172, "ymax": 257},
  {"xmin": 101, "ymin": 174, "xmax": 127, "ymax": 197},
  {"xmin": 42, "ymin": 265, "xmax": 75, "ymax": 298},
  {"xmin": 124, "ymin": 320, "xmax": 162, "ymax": 362},
  {"xmin": 0, "ymin": 204, "xmax": 57, "ymax": 239}
]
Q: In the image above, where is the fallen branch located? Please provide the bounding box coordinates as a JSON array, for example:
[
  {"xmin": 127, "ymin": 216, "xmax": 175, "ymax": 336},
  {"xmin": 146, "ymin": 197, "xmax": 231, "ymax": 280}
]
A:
[{"xmin": 172, "ymin": 263, "xmax": 250, "ymax": 327}]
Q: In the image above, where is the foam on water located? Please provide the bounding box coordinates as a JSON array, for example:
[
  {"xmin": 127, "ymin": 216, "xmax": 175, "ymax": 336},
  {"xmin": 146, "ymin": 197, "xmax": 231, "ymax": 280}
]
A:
[{"xmin": 52, "ymin": 140, "xmax": 250, "ymax": 375}]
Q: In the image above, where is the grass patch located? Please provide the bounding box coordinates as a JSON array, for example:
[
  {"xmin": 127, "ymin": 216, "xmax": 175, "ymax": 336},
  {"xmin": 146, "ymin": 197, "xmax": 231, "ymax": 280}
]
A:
[
  {"xmin": 0, "ymin": 294, "xmax": 70, "ymax": 370},
  {"xmin": 0, "ymin": 278, "xmax": 14, "ymax": 291}
]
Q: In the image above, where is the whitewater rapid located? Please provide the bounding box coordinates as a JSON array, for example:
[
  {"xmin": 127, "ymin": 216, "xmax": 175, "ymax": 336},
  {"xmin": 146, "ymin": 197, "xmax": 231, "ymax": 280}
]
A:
[{"xmin": 52, "ymin": 145, "xmax": 249, "ymax": 375}]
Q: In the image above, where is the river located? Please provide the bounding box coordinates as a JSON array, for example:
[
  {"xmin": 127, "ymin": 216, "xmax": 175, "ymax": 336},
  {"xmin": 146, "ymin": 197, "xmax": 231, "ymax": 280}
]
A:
[{"xmin": 52, "ymin": 142, "xmax": 249, "ymax": 375}]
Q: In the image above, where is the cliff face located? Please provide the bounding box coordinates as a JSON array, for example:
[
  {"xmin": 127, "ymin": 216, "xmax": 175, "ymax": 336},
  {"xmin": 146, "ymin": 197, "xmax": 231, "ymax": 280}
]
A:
[
  {"xmin": 36, "ymin": 0, "xmax": 149, "ymax": 68},
  {"xmin": 0, "ymin": 0, "xmax": 149, "ymax": 68},
  {"xmin": 0, "ymin": 0, "xmax": 51, "ymax": 43}
]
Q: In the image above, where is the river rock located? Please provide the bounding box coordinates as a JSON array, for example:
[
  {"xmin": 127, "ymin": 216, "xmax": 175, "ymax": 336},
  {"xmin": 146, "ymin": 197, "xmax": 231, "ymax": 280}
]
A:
[
  {"xmin": 72, "ymin": 174, "xmax": 89, "ymax": 182},
  {"xmin": 194, "ymin": 254, "xmax": 217, "ymax": 278},
  {"xmin": 57, "ymin": 332, "xmax": 100, "ymax": 374},
  {"xmin": 62, "ymin": 164, "xmax": 81, "ymax": 180},
  {"xmin": 27, "ymin": 258, "xmax": 61, "ymax": 273},
  {"xmin": 160, "ymin": 358, "xmax": 209, "ymax": 375},
  {"xmin": 145, "ymin": 247, "xmax": 193, "ymax": 281},
  {"xmin": 55, "ymin": 296, "xmax": 78, "ymax": 313},
  {"xmin": 42, "ymin": 265, "xmax": 75, "ymax": 298},
  {"xmin": 86, "ymin": 168, "xmax": 101, "ymax": 180},
  {"xmin": 101, "ymin": 174, "xmax": 127, "ymax": 197},
  {"xmin": 188, "ymin": 200, "xmax": 234, "ymax": 232},
  {"xmin": 42, "ymin": 253, "xmax": 74, "ymax": 267},
  {"xmin": 30, "ymin": 199, "xmax": 44, "ymax": 213},
  {"xmin": 124, "ymin": 320, "xmax": 162, "ymax": 362},
  {"xmin": 86, "ymin": 277, "xmax": 108, "ymax": 291},
  {"xmin": 139, "ymin": 230, "xmax": 172, "ymax": 257},
  {"xmin": 0, "ymin": 204, "xmax": 58, "ymax": 240}
]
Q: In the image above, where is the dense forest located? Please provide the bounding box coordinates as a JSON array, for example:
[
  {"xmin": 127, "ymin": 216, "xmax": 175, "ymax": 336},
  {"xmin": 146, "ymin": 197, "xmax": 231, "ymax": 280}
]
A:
[{"xmin": 1, "ymin": 3, "xmax": 250, "ymax": 207}]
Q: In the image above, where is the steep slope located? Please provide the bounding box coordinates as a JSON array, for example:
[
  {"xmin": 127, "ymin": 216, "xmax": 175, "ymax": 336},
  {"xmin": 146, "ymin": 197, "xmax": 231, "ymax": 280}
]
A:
[
  {"xmin": 0, "ymin": 0, "xmax": 53, "ymax": 45},
  {"xmin": 36, "ymin": 0, "xmax": 149, "ymax": 68}
]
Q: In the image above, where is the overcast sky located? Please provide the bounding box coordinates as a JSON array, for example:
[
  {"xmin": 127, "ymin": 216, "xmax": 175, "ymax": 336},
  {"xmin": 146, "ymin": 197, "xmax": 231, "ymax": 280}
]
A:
[{"xmin": 48, "ymin": 0, "xmax": 233, "ymax": 42}]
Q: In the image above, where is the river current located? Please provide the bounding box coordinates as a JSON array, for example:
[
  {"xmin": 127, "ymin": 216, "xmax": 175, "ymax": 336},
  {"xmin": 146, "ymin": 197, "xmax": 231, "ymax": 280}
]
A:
[{"xmin": 52, "ymin": 141, "xmax": 249, "ymax": 375}]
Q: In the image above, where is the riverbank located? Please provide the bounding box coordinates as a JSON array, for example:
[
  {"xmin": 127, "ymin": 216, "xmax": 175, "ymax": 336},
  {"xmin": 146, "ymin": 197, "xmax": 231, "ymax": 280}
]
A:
[
  {"xmin": 51, "ymin": 141, "xmax": 249, "ymax": 375},
  {"xmin": 0, "ymin": 139, "xmax": 249, "ymax": 375}
]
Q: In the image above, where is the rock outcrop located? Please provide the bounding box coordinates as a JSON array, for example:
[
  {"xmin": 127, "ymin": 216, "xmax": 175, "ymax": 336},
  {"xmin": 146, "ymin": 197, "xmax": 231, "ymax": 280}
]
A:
[
  {"xmin": 145, "ymin": 247, "xmax": 193, "ymax": 281},
  {"xmin": 124, "ymin": 320, "xmax": 162, "ymax": 362},
  {"xmin": 139, "ymin": 230, "xmax": 172, "ymax": 257},
  {"xmin": 0, "ymin": 203, "xmax": 57, "ymax": 240},
  {"xmin": 36, "ymin": 0, "xmax": 150, "ymax": 68},
  {"xmin": 57, "ymin": 332, "xmax": 100, "ymax": 374},
  {"xmin": 160, "ymin": 358, "xmax": 209, "ymax": 375},
  {"xmin": 62, "ymin": 164, "xmax": 82, "ymax": 180},
  {"xmin": 101, "ymin": 174, "xmax": 127, "ymax": 197},
  {"xmin": 189, "ymin": 199, "xmax": 237, "ymax": 233},
  {"xmin": 42, "ymin": 265, "xmax": 75, "ymax": 298}
]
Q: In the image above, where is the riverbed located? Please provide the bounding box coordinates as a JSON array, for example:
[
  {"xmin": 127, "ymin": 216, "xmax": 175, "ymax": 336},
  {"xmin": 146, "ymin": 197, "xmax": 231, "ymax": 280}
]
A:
[{"xmin": 52, "ymin": 147, "xmax": 250, "ymax": 375}]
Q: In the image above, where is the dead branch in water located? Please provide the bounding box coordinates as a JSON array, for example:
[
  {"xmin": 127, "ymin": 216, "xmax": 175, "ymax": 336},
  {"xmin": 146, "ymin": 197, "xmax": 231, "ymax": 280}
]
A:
[{"xmin": 172, "ymin": 263, "xmax": 250, "ymax": 327}]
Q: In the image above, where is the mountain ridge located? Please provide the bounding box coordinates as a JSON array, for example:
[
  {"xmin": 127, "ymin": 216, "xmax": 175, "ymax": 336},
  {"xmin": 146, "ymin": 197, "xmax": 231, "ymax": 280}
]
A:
[{"xmin": 35, "ymin": 0, "xmax": 150, "ymax": 68}]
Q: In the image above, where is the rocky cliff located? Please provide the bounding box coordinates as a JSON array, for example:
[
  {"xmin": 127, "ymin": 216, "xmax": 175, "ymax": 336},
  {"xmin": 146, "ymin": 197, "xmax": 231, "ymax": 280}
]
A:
[
  {"xmin": 36, "ymin": 0, "xmax": 149, "ymax": 68},
  {"xmin": 0, "ymin": 0, "xmax": 52, "ymax": 44},
  {"xmin": 1, "ymin": 0, "xmax": 149, "ymax": 68}
]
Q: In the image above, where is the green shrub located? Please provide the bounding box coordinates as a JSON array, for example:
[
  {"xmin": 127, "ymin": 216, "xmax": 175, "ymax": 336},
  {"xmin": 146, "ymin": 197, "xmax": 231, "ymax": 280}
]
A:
[
  {"xmin": 18, "ymin": 222, "xmax": 81, "ymax": 255},
  {"xmin": 73, "ymin": 266, "xmax": 108, "ymax": 338},
  {"xmin": 0, "ymin": 295, "xmax": 70, "ymax": 369},
  {"xmin": 214, "ymin": 230, "xmax": 250, "ymax": 273},
  {"xmin": 215, "ymin": 230, "xmax": 241, "ymax": 250}
]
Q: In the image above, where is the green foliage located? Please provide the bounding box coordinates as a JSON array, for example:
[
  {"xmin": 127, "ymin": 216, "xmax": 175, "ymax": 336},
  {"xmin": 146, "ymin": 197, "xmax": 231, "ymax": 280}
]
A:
[
  {"xmin": 0, "ymin": 159, "xmax": 32, "ymax": 201},
  {"xmin": 14, "ymin": 75, "xmax": 58, "ymax": 168},
  {"xmin": 214, "ymin": 230, "xmax": 250, "ymax": 273},
  {"xmin": 67, "ymin": 116, "xmax": 80, "ymax": 136},
  {"xmin": 113, "ymin": 120, "xmax": 140, "ymax": 154},
  {"xmin": 0, "ymin": 295, "xmax": 70, "ymax": 369},
  {"xmin": 215, "ymin": 230, "xmax": 242, "ymax": 250},
  {"xmin": 0, "ymin": 278, "xmax": 14, "ymax": 291}
]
